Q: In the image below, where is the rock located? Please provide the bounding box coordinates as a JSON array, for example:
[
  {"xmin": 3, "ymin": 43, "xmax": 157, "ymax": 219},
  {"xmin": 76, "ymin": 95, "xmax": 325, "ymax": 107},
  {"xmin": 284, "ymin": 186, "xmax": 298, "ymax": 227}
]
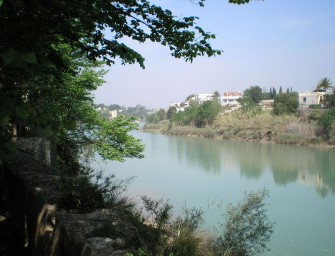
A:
[{"xmin": 82, "ymin": 237, "xmax": 115, "ymax": 256}]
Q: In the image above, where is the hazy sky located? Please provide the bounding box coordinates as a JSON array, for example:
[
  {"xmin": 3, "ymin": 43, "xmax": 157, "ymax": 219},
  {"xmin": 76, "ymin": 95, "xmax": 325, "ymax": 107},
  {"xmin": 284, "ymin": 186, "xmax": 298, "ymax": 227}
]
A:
[{"xmin": 93, "ymin": 0, "xmax": 335, "ymax": 109}]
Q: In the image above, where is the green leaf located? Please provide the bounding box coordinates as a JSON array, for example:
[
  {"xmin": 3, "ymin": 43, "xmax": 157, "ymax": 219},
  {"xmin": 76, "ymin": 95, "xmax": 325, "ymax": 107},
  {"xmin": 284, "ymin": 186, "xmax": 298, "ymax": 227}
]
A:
[
  {"xmin": 0, "ymin": 49, "xmax": 18, "ymax": 65},
  {"xmin": 0, "ymin": 114, "xmax": 10, "ymax": 126},
  {"xmin": 22, "ymin": 52, "xmax": 38, "ymax": 64},
  {"xmin": 0, "ymin": 49, "xmax": 37, "ymax": 66},
  {"xmin": 4, "ymin": 141, "xmax": 17, "ymax": 154},
  {"xmin": 0, "ymin": 93, "xmax": 15, "ymax": 107},
  {"xmin": 1, "ymin": 104, "xmax": 14, "ymax": 115},
  {"xmin": 0, "ymin": 0, "xmax": 4, "ymax": 7},
  {"xmin": 16, "ymin": 105, "xmax": 29, "ymax": 119},
  {"xmin": 63, "ymin": 120, "xmax": 77, "ymax": 130}
]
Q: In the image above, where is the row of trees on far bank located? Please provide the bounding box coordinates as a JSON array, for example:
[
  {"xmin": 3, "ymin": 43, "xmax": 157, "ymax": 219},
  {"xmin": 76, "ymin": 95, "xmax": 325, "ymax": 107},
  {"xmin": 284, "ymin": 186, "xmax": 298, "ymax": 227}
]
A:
[
  {"xmin": 147, "ymin": 93, "xmax": 221, "ymax": 127},
  {"xmin": 147, "ymin": 85, "xmax": 301, "ymax": 127},
  {"xmin": 237, "ymin": 85, "xmax": 300, "ymax": 115}
]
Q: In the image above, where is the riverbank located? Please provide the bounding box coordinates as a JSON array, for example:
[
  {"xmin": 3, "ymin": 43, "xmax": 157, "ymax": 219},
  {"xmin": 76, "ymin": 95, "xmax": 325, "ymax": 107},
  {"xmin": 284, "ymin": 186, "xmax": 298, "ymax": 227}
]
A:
[{"xmin": 143, "ymin": 111, "xmax": 335, "ymax": 148}]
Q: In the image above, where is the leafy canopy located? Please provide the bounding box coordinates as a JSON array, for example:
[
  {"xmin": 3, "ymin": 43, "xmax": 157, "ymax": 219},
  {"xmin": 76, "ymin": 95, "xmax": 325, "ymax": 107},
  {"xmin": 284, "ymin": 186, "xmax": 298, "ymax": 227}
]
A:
[
  {"xmin": 314, "ymin": 77, "xmax": 333, "ymax": 92},
  {"xmin": 0, "ymin": 0, "xmax": 223, "ymax": 162},
  {"xmin": 0, "ymin": 0, "xmax": 256, "ymax": 163},
  {"xmin": 0, "ymin": 0, "xmax": 222, "ymax": 70}
]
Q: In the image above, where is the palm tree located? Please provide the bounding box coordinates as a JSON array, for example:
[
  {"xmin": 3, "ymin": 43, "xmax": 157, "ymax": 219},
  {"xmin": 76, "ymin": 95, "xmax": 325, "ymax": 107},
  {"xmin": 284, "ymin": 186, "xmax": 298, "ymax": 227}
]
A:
[{"xmin": 314, "ymin": 77, "xmax": 333, "ymax": 92}]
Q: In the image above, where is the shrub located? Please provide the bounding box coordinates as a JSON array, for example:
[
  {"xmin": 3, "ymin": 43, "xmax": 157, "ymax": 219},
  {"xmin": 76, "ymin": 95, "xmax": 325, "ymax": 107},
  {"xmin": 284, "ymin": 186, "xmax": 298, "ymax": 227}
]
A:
[
  {"xmin": 214, "ymin": 189, "xmax": 274, "ymax": 256},
  {"xmin": 309, "ymin": 104, "xmax": 322, "ymax": 109},
  {"xmin": 319, "ymin": 108, "xmax": 335, "ymax": 132},
  {"xmin": 58, "ymin": 167, "xmax": 134, "ymax": 212},
  {"xmin": 308, "ymin": 110, "xmax": 323, "ymax": 122},
  {"xmin": 273, "ymin": 93, "xmax": 299, "ymax": 115},
  {"xmin": 166, "ymin": 208, "xmax": 205, "ymax": 256}
]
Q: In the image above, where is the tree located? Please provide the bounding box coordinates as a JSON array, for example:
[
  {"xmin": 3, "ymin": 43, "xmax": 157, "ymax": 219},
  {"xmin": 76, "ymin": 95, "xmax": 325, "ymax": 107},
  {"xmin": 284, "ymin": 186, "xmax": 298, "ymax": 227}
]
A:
[
  {"xmin": 0, "ymin": 1, "xmax": 221, "ymax": 69},
  {"xmin": 213, "ymin": 91, "xmax": 221, "ymax": 99},
  {"xmin": 196, "ymin": 99, "xmax": 220, "ymax": 127},
  {"xmin": 314, "ymin": 77, "xmax": 333, "ymax": 92},
  {"xmin": 0, "ymin": 0, "xmax": 223, "ymax": 161},
  {"xmin": 318, "ymin": 108, "xmax": 335, "ymax": 133},
  {"xmin": 213, "ymin": 90, "xmax": 222, "ymax": 114},
  {"xmin": 238, "ymin": 96, "xmax": 255, "ymax": 113},
  {"xmin": 0, "ymin": 0, "xmax": 257, "ymax": 162},
  {"xmin": 183, "ymin": 105, "xmax": 199, "ymax": 126},
  {"xmin": 237, "ymin": 86, "xmax": 262, "ymax": 113},
  {"xmin": 157, "ymin": 109, "xmax": 166, "ymax": 121},
  {"xmin": 261, "ymin": 88, "xmax": 271, "ymax": 100},
  {"xmin": 244, "ymin": 86, "xmax": 262, "ymax": 104},
  {"xmin": 146, "ymin": 109, "xmax": 166, "ymax": 124},
  {"xmin": 21, "ymin": 44, "xmax": 144, "ymax": 168},
  {"xmin": 186, "ymin": 94, "xmax": 196, "ymax": 102},
  {"xmin": 215, "ymin": 189, "xmax": 274, "ymax": 256},
  {"xmin": 125, "ymin": 105, "xmax": 150, "ymax": 121},
  {"xmin": 279, "ymin": 86, "xmax": 283, "ymax": 94},
  {"xmin": 324, "ymin": 92, "xmax": 335, "ymax": 108},
  {"xmin": 167, "ymin": 106, "xmax": 177, "ymax": 121},
  {"xmin": 273, "ymin": 92, "xmax": 299, "ymax": 116},
  {"xmin": 272, "ymin": 86, "xmax": 277, "ymax": 98},
  {"xmin": 229, "ymin": 0, "xmax": 255, "ymax": 4}
]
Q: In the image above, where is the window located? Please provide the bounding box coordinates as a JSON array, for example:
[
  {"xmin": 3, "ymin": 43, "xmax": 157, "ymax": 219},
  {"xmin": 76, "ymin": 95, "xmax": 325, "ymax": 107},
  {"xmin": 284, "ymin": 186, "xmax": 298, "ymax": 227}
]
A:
[{"xmin": 303, "ymin": 97, "xmax": 306, "ymax": 103}]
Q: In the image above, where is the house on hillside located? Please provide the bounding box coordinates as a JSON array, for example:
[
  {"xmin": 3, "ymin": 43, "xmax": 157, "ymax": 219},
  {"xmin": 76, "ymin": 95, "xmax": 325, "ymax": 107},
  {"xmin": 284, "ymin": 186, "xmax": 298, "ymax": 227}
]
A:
[
  {"xmin": 298, "ymin": 91, "xmax": 329, "ymax": 109},
  {"xmin": 170, "ymin": 102, "xmax": 187, "ymax": 112},
  {"xmin": 194, "ymin": 93, "xmax": 214, "ymax": 104},
  {"xmin": 220, "ymin": 92, "xmax": 242, "ymax": 106},
  {"xmin": 260, "ymin": 100, "xmax": 274, "ymax": 110},
  {"xmin": 109, "ymin": 109, "xmax": 118, "ymax": 120}
]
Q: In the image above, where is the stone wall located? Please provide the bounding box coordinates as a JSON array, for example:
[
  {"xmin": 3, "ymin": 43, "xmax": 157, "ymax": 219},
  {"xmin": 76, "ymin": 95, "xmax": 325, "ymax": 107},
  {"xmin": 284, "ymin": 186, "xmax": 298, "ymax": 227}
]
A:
[{"xmin": 1, "ymin": 151, "xmax": 139, "ymax": 256}]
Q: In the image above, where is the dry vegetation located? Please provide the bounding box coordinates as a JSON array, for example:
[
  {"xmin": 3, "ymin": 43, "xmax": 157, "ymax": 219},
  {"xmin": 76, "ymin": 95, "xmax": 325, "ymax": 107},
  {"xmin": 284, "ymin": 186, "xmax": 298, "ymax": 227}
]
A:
[{"xmin": 144, "ymin": 110, "xmax": 333, "ymax": 147}]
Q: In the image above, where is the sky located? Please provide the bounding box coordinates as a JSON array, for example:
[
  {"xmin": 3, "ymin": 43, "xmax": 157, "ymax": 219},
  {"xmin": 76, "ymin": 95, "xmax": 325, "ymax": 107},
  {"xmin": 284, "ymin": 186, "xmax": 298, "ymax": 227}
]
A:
[{"xmin": 93, "ymin": 0, "xmax": 335, "ymax": 109}]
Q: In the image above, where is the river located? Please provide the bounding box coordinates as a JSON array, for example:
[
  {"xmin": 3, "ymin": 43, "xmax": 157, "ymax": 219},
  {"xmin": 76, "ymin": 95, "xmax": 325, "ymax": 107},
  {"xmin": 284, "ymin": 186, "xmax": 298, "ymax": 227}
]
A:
[{"xmin": 91, "ymin": 130, "xmax": 335, "ymax": 256}]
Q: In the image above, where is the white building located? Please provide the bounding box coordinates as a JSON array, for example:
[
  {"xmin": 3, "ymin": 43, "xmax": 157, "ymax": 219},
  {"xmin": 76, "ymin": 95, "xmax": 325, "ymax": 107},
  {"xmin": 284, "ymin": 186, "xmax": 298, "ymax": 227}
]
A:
[
  {"xmin": 170, "ymin": 102, "xmax": 188, "ymax": 112},
  {"xmin": 220, "ymin": 92, "xmax": 242, "ymax": 106},
  {"xmin": 194, "ymin": 93, "xmax": 214, "ymax": 104},
  {"xmin": 260, "ymin": 99, "xmax": 274, "ymax": 110},
  {"xmin": 170, "ymin": 93, "xmax": 214, "ymax": 111},
  {"xmin": 298, "ymin": 91, "xmax": 329, "ymax": 109},
  {"xmin": 109, "ymin": 109, "xmax": 118, "ymax": 120}
]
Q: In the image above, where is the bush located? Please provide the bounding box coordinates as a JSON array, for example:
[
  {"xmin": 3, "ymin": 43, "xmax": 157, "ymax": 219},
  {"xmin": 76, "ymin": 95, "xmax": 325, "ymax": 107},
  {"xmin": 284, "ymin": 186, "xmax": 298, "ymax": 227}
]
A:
[
  {"xmin": 309, "ymin": 104, "xmax": 322, "ymax": 109},
  {"xmin": 214, "ymin": 189, "xmax": 274, "ymax": 256},
  {"xmin": 58, "ymin": 167, "xmax": 134, "ymax": 212},
  {"xmin": 166, "ymin": 208, "xmax": 205, "ymax": 256},
  {"xmin": 319, "ymin": 108, "xmax": 335, "ymax": 132},
  {"xmin": 273, "ymin": 93, "xmax": 299, "ymax": 115},
  {"xmin": 308, "ymin": 110, "xmax": 323, "ymax": 122}
]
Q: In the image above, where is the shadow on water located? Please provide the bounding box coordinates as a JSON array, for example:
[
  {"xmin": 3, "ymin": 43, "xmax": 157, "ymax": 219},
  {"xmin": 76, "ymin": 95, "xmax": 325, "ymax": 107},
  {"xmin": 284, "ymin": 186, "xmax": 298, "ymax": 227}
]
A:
[{"xmin": 165, "ymin": 134, "xmax": 335, "ymax": 197}]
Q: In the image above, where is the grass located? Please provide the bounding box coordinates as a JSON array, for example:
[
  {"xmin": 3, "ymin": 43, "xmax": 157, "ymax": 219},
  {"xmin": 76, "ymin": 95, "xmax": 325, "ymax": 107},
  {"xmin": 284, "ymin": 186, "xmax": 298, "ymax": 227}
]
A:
[
  {"xmin": 143, "ymin": 120, "xmax": 169, "ymax": 133},
  {"xmin": 162, "ymin": 126, "xmax": 219, "ymax": 138}
]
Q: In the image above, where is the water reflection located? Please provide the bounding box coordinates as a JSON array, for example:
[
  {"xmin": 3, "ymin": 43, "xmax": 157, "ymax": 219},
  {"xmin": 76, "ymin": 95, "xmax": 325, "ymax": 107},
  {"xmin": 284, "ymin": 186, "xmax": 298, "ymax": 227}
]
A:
[{"xmin": 166, "ymin": 135, "xmax": 335, "ymax": 197}]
